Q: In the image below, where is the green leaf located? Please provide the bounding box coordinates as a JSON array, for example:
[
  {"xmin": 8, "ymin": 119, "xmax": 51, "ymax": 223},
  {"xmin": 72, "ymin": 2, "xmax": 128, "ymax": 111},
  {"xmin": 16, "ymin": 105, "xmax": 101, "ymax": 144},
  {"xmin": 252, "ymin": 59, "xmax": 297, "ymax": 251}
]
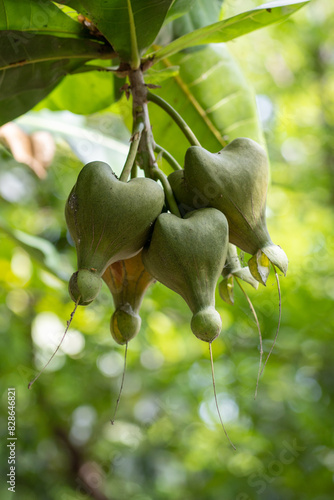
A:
[
  {"xmin": 146, "ymin": 44, "xmax": 263, "ymax": 165},
  {"xmin": 38, "ymin": 69, "xmax": 116, "ymax": 115},
  {"xmin": 0, "ymin": 33, "xmax": 111, "ymax": 99},
  {"xmin": 0, "ymin": 0, "xmax": 85, "ymax": 37},
  {"xmin": 69, "ymin": 0, "xmax": 174, "ymax": 62},
  {"xmin": 164, "ymin": 0, "xmax": 197, "ymax": 23},
  {"xmin": 0, "ymin": 84, "xmax": 58, "ymax": 128},
  {"xmin": 149, "ymin": 0, "xmax": 310, "ymax": 62},
  {"xmin": 0, "ymin": 142, "xmax": 14, "ymax": 161},
  {"xmin": 0, "ymin": 218, "xmax": 68, "ymax": 282},
  {"xmin": 145, "ymin": 66, "xmax": 180, "ymax": 85},
  {"xmin": 0, "ymin": 32, "xmax": 115, "ymax": 125},
  {"xmin": 157, "ymin": 0, "xmax": 223, "ymax": 48},
  {"xmin": 170, "ymin": 0, "xmax": 223, "ymax": 37},
  {"xmin": 127, "ymin": 0, "xmax": 141, "ymax": 69},
  {"xmin": 55, "ymin": 0, "xmax": 87, "ymax": 14}
]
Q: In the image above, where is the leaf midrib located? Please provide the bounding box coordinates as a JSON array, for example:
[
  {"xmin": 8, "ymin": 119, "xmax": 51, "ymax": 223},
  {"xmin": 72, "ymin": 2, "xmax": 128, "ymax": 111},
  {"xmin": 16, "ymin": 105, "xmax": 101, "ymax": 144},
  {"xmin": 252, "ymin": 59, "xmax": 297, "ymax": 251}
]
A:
[
  {"xmin": 0, "ymin": 52, "xmax": 102, "ymax": 71},
  {"xmin": 148, "ymin": 3, "xmax": 307, "ymax": 61}
]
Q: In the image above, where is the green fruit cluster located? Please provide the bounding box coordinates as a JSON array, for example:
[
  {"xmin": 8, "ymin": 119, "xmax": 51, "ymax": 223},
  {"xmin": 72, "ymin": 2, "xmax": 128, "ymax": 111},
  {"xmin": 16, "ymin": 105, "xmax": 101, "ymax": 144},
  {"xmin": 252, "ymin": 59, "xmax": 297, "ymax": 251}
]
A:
[
  {"xmin": 65, "ymin": 137, "xmax": 288, "ymax": 346},
  {"xmin": 169, "ymin": 138, "xmax": 288, "ymax": 284}
]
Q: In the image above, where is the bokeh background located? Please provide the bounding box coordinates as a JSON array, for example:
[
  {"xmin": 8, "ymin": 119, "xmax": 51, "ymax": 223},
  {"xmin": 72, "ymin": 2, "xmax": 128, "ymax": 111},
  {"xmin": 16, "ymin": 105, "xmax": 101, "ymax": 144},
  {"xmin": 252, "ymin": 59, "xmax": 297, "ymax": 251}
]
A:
[{"xmin": 1, "ymin": 1, "xmax": 333, "ymax": 499}]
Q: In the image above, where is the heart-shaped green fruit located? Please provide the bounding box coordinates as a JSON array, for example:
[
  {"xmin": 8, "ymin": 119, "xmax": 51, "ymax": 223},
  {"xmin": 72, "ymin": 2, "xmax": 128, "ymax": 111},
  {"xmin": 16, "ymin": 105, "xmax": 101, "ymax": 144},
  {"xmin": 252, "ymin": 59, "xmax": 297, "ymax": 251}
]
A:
[
  {"xmin": 142, "ymin": 208, "xmax": 229, "ymax": 342},
  {"xmin": 66, "ymin": 161, "xmax": 164, "ymax": 305},
  {"xmin": 184, "ymin": 138, "xmax": 269, "ymax": 253},
  {"xmin": 183, "ymin": 138, "xmax": 288, "ymax": 282},
  {"xmin": 103, "ymin": 251, "xmax": 155, "ymax": 345},
  {"xmin": 168, "ymin": 169, "xmax": 207, "ymax": 216}
]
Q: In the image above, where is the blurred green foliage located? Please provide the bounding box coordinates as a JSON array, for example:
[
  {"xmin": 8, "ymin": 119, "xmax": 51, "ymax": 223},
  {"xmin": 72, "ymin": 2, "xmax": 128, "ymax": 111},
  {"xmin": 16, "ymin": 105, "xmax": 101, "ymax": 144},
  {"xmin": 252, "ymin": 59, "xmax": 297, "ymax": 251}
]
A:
[{"xmin": 1, "ymin": 1, "xmax": 334, "ymax": 499}]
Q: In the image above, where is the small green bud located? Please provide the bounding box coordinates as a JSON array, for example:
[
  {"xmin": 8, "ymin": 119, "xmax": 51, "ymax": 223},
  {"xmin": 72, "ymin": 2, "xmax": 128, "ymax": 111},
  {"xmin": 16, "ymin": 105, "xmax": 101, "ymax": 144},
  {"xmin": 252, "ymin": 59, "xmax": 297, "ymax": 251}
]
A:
[
  {"xmin": 69, "ymin": 269, "xmax": 102, "ymax": 306},
  {"xmin": 110, "ymin": 305, "xmax": 141, "ymax": 345},
  {"xmin": 191, "ymin": 307, "xmax": 222, "ymax": 343}
]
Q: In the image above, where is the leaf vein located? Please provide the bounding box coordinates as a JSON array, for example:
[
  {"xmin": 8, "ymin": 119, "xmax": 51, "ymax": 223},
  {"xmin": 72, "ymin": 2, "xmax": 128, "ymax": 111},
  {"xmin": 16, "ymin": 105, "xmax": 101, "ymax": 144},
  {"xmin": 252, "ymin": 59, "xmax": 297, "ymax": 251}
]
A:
[
  {"xmin": 205, "ymin": 91, "xmax": 243, "ymax": 114},
  {"xmin": 188, "ymin": 60, "xmax": 225, "ymax": 88}
]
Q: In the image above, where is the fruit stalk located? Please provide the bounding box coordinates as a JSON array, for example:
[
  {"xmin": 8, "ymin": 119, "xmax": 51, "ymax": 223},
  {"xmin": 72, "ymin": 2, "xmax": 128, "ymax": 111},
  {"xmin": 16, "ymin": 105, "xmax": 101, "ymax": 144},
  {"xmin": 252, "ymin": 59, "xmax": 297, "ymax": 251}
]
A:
[
  {"xmin": 129, "ymin": 68, "xmax": 180, "ymax": 216},
  {"xmin": 154, "ymin": 144, "xmax": 182, "ymax": 171},
  {"xmin": 128, "ymin": 69, "xmax": 156, "ymax": 177},
  {"xmin": 119, "ymin": 117, "xmax": 145, "ymax": 182},
  {"xmin": 147, "ymin": 91, "xmax": 201, "ymax": 147},
  {"xmin": 152, "ymin": 168, "xmax": 181, "ymax": 217}
]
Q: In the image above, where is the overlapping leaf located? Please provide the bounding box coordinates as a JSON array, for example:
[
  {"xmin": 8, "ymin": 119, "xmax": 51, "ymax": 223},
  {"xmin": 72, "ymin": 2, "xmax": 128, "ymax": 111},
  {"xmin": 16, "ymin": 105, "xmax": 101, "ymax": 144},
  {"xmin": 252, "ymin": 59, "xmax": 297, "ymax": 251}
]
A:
[
  {"xmin": 0, "ymin": 0, "xmax": 85, "ymax": 37},
  {"xmin": 38, "ymin": 70, "xmax": 117, "ymax": 115},
  {"xmin": 63, "ymin": 0, "xmax": 174, "ymax": 63},
  {"xmin": 148, "ymin": 0, "xmax": 310, "ymax": 62},
  {"xmin": 0, "ymin": 32, "xmax": 115, "ymax": 125}
]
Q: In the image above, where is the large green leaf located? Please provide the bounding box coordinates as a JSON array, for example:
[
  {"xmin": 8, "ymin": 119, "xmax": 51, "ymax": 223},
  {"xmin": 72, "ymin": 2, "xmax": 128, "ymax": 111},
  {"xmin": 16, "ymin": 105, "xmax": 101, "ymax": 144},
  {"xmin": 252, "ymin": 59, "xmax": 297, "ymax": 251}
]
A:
[
  {"xmin": 37, "ymin": 69, "xmax": 116, "ymax": 115},
  {"xmin": 0, "ymin": 32, "xmax": 115, "ymax": 125},
  {"xmin": 65, "ymin": 0, "xmax": 175, "ymax": 63},
  {"xmin": 148, "ymin": 0, "xmax": 310, "ymax": 62},
  {"xmin": 146, "ymin": 44, "xmax": 263, "ymax": 165},
  {"xmin": 0, "ymin": 0, "xmax": 85, "ymax": 37},
  {"xmin": 0, "ymin": 82, "xmax": 62, "ymax": 127},
  {"xmin": 0, "ymin": 33, "xmax": 112, "ymax": 98}
]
